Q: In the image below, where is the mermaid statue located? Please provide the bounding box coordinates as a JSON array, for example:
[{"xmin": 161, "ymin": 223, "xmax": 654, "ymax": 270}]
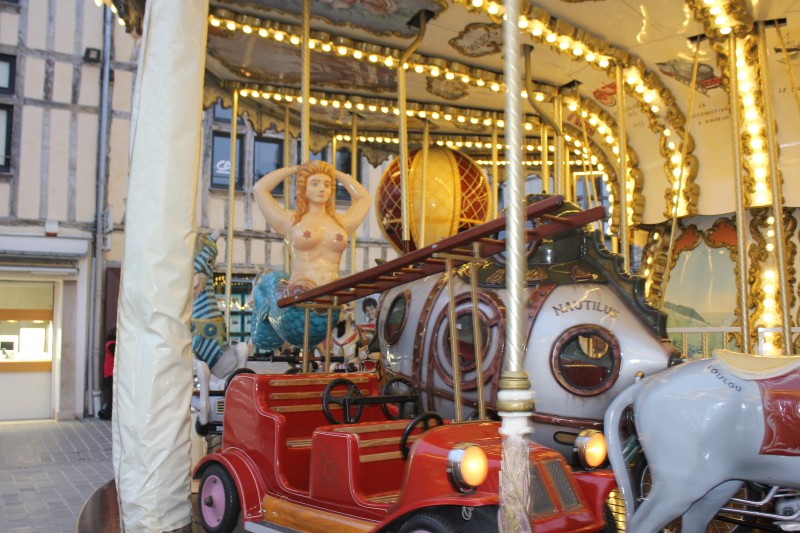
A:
[{"xmin": 251, "ymin": 160, "xmax": 370, "ymax": 350}]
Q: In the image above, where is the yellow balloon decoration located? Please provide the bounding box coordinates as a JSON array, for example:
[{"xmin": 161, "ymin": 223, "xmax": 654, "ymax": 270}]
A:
[{"xmin": 376, "ymin": 146, "xmax": 491, "ymax": 253}]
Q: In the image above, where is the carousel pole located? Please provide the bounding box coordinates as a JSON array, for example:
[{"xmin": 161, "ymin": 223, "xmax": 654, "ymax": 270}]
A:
[
  {"xmin": 660, "ymin": 40, "xmax": 700, "ymax": 309},
  {"xmin": 113, "ymin": 0, "xmax": 208, "ymax": 529},
  {"xmin": 300, "ymin": 0, "xmax": 310, "ymax": 161},
  {"xmin": 283, "ymin": 106, "xmax": 291, "ymax": 271},
  {"xmin": 350, "ymin": 115, "xmax": 359, "ymax": 274},
  {"xmin": 498, "ymin": 0, "xmax": 533, "ymax": 531},
  {"xmin": 553, "ymin": 96, "xmax": 565, "ymax": 197},
  {"xmin": 224, "ymin": 90, "xmax": 239, "ymax": 342},
  {"xmin": 614, "ymin": 63, "xmax": 630, "ymax": 272},
  {"xmin": 420, "ymin": 120, "xmax": 430, "ymax": 247},
  {"xmin": 492, "ymin": 123, "xmax": 500, "ymax": 217},
  {"xmin": 300, "ymin": 0, "xmax": 311, "ymax": 371},
  {"xmin": 728, "ymin": 33, "xmax": 752, "ymax": 352},
  {"xmin": 758, "ymin": 21, "xmax": 792, "ymax": 354},
  {"xmin": 398, "ymin": 13, "xmax": 427, "ymax": 253},
  {"xmin": 540, "ymin": 122, "xmax": 550, "ymax": 194}
]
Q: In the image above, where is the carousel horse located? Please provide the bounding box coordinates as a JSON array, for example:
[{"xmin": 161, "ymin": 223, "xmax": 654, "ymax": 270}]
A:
[
  {"xmin": 314, "ymin": 305, "xmax": 370, "ymax": 371},
  {"xmin": 191, "ymin": 230, "xmax": 249, "ymax": 429},
  {"xmin": 605, "ymin": 349, "xmax": 800, "ymax": 532}
]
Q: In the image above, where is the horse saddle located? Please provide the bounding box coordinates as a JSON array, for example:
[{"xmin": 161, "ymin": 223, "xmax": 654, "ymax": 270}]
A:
[{"xmin": 713, "ymin": 348, "xmax": 800, "ymax": 380}]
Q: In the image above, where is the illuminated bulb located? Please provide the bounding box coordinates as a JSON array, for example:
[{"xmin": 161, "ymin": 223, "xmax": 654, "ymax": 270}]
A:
[
  {"xmin": 210, "ymin": 17, "xmax": 221, "ymax": 27},
  {"xmin": 320, "ymin": 99, "xmax": 328, "ymax": 106},
  {"xmin": 289, "ymin": 35, "xmax": 300, "ymax": 45},
  {"xmin": 337, "ymin": 46, "xmax": 348, "ymax": 55},
  {"xmin": 445, "ymin": 72, "xmax": 455, "ymax": 80},
  {"xmin": 573, "ymin": 47, "xmax": 583, "ymax": 56},
  {"xmin": 598, "ymin": 57, "xmax": 610, "ymax": 68},
  {"xmin": 332, "ymin": 100, "xmax": 341, "ymax": 108},
  {"xmin": 384, "ymin": 57, "xmax": 394, "ymax": 67},
  {"xmin": 535, "ymin": 93, "xmax": 544, "ymax": 102},
  {"xmin": 487, "ymin": 3, "xmax": 500, "ymax": 15},
  {"xmin": 461, "ymin": 75, "xmax": 470, "ymax": 83},
  {"xmin": 343, "ymin": 101, "xmax": 352, "ymax": 109},
  {"xmin": 430, "ymin": 67, "xmax": 440, "ymax": 77},
  {"xmin": 321, "ymin": 43, "xmax": 332, "ymax": 52},
  {"xmin": 518, "ymin": 17, "xmax": 528, "ymax": 29},
  {"xmin": 472, "ymin": 0, "xmax": 483, "ymax": 6},
  {"xmin": 368, "ymin": 104, "xmax": 377, "ymax": 112},
  {"xmin": 476, "ymin": 79, "xmax": 486, "ymax": 87},
  {"xmin": 353, "ymin": 50, "xmax": 363, "ymax": 59},
  {"xmin": 226, "ymin": 20, "xmax": 236, "ymax": 31},
  {"xmin": 559, "ymin": 39, "xmax": 570, "ymax": 50},
  {"xmin": 546, "ymin": 33, "xmax": 557, "ymax": 43},
  {"xmin": 274, "ymin": 31, "xmax": 285, "ymax": 41},
  {"xmin": 568, "ymin": 102, "xmax": 577, "ymax": 112},
  {"xmin": 242, "ymin": 25, "xmax": 252, "ymax": 34},
  {"xmin": 414, "ymin": 65, "xmax": 424, "ymax": 73},
  {"xmin": 532, "ymin": 26, "xmax": 543, "ymax": 37},
  {"xmin": 369, "ymin": 54, "xmax": 379, "ymax": 63},
  {"xmin": 490, "ymin": 82, "xmax": 500, "ymax": 92},
  {"xmin": 720, "ymin": 26, "xmax": 732, "ymax": 35},
  {"xmin": 586, "ymin": 52, "xmax": 596, "ymax": 62}
]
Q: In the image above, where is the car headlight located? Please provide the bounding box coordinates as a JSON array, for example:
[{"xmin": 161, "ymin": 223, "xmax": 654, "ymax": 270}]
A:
[
  {"xmin": 574, "ymin": 429, "xmax": 607, "ymax": 469},
  {"xmin": 447, "ymin": 443, "xmax": 488, "ymax": 493}
]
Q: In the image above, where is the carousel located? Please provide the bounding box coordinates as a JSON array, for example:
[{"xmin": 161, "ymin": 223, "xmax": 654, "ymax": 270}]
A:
[{"xmin": 95, "ymin": 0, "xmax": 800, "ymax": 532}]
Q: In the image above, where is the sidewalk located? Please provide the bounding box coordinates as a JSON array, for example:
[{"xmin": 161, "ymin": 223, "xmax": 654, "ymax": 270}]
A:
[{"xmin": 0, "ymin": 417, "xmax": 114, "ymax": 532}]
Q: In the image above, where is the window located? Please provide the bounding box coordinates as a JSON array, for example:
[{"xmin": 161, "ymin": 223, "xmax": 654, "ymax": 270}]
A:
[
  {"xmin": 0, "ymin": 105, "xmax": 10, "ymax": 172},
  {"xmin": 254, "ymin": 137, "xmax": 284, "ymax": 195},
  {"xmin": 0, "ymin": 54, "xmax": 14, "ymax": 173},
  {"xmin": 383, "ymin": 291, "xmax": 410, "ymax": 344},
  {"xmin": 210, "ymin": 132, "xmax": 243, "ymax": 190},
  {"xmin": 551, "ymin": 325, "xmax": 620, "ymax": 395}
]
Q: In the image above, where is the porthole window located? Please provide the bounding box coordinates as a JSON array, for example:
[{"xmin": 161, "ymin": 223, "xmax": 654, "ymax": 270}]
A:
[
  {"xmin": 383, "ymin": 291, "xmax": 410, "ymax": 344},
  {"xmin": 430, "ymin": 293, "xmax": 504, "ymax": 389},
  {"xmin": 551, "ymin": 325, "xmax": 620, "ymax": 396}
]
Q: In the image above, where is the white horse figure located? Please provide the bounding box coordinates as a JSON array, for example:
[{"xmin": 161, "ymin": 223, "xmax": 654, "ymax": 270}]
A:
[
  {"xmin": 315, "ymin": 305, "xmax": 368, "ymax": 371},
  {"xmin": 605, "ymin": 349, "xmax": 800, "ymax": 532},
  {"xmin": 191, "ymin": 230, "xmax": 250, "ymax": 431}
]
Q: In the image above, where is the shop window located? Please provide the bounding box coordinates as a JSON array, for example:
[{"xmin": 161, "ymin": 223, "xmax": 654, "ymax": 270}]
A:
[
  {"xmin": 551, "ymin": 325, "xmax": 620, "ymax": 396},
  {"xmin": 210, "ymin": 132, "xmax": 244, "ymax": 190},
  {"xmin": 383, "ymin": 291, "xmax": 409, "ymax": 344}
]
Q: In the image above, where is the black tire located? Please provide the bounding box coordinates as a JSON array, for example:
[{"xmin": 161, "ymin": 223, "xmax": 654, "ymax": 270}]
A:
[
  {"xmin": 398, "ymin": 512, "xmax": 456, "ymax": 533},
  {"xmin": 224, "ymin": 367, "xmax": 255, "ymax": 391},
  {"xmin": 380, "ymin": 376, "xmax": 419, "ymax": 420},
  {"xmin": 198, "ymin": 463, "xmax": 240, "ymax": 533}
]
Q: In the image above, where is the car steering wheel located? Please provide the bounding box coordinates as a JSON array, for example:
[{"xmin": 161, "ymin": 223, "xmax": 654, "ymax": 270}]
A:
[
  {"xmin": 399, "ymin": 411, "xmax": 443, "ymax": 459},
  {"xmin": 322, "ymin": 378, "xmax": 363, "ymax": 424},
  {"xmin": 380, "ymin": 376, "xmax": 419, "ymax": 420}
]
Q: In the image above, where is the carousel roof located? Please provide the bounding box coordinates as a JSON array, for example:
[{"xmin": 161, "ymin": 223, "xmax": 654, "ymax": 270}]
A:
[{"xmin": 108, "ymin": 0, "xmax": 800, "ymax": 224}]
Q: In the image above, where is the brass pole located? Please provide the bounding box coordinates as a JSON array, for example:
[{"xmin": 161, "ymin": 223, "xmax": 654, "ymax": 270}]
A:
[
  {"xmin": 541, "ymin": 122, "xmax": 549, "ymax": 194},
  {"xmin": 283, "ymin": 106, "xmax": 291, "ymax": 272},
  {"xmin": 419, "ymin": 121, "xmax": 430, "ymax": 248},
  {"xmin": 224, "ymin": 89, "xmax": 239, "ymax": 342},
  {"xmin": 470, "ymin": 242, "xmax": 486, "ymax": 420},
  {"xmin": 553, "ymin": 96, "xmax": 565, "ymax": 197},
  {"xmin": 302, "ymin": 307, "xmax": 311, "ymax": 373},
  {"xmin": 758, "ymin": 21, "xmax": 792, "ymax": 354},
  {"xmin": 614, "ymin": 63, "xmax": 630, "ymax": 271},
  {"xmin": 491, "ymin": 123, "xmax": 500, "ymax": 217},
  {"xmin": 728, "ymin": 33, "xmax": 752, "ymax": 352},
  {"xmin": 350, "ymin": 116, "xmax": 359, "ymax": 275},
  {"xmin": 446, "ymin": 258, "xmax": 463, "ymax": 422},
  {"xmin": 398, "ymin": 13, "xmax": 427, "ymax": 253},
  {"xmin": 776, "ymin": 24, "xmax": 800, "ymax": 117},
  {"xmin": 300, "ymin": 0, "xmax": 310, "ymax": 161},
  {"xmin": 660, "ymin": 41, "xmax": 701, "ymax": 309}
]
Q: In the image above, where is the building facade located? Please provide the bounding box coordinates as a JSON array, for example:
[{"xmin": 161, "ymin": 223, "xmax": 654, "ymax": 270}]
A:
[{"xmin": 0, "ymin": 0, "xmax": 397, "ymax": 421}]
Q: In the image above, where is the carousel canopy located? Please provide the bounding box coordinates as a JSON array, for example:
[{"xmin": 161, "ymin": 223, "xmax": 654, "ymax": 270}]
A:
[{"xmin": 107, "ymin": 0, "xmax": 800, "ymax": 224}]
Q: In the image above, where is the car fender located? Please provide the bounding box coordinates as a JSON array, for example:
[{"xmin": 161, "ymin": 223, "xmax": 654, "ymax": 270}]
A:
[
  {"xmin": 194, "ymin": 449, "xmax": 267, "ymax": 522},
  {"xmin": 572, "ymin": 469, "xmax": 617, "ymax": 524}
]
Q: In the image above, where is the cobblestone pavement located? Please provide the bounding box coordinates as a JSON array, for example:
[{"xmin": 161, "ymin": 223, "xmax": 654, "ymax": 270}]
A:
[{"xmin": 0, "ymin": 417, "xmax": 114, "ymax": 532}]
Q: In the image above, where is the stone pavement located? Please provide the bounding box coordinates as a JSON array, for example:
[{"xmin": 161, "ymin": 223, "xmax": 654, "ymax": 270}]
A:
[{"xmin": 0, "ymin": 417, "xmax": 114, "ymax": 532}]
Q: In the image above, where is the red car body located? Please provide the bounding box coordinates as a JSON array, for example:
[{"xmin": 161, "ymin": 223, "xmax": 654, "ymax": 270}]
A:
[{"xmin": 193, "ymin": 372, "xmax": 616, "ymax": 532}]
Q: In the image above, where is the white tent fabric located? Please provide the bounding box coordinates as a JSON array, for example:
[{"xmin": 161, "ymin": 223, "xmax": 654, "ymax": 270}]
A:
[{"xmin": 111, "ymin": 0, "xmax": 208, "ymax": 530}]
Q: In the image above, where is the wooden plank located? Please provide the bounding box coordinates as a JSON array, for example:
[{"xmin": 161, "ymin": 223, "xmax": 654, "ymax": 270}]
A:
[
  {"xmin": 359, "ymin": 450, "xmax": 404, "ymax": 463},
  {"xmin": 331, "ymin": 420, "xmax": 410, "ymax": 433},
  {"xmin": 363, "ymin": 493, "xmax": 399, "ymax": 504},
  {"xmin": 0, "ymin": 361, "xmax": 52, "ymax": 372},
  {"xmin": 358, "ymin": 435, "xmax": 418, "ymax": 448},
  {"xmin": 286, "ymin": 438, "xmax": 312, "ymax": 448}
]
